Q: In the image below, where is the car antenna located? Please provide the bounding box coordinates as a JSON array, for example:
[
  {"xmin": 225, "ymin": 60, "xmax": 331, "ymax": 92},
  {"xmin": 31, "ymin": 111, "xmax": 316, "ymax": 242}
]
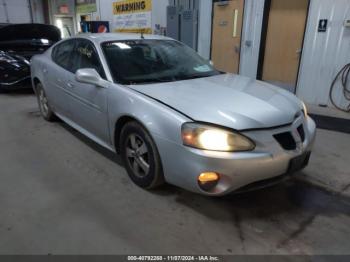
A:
[{"xmin": 140, "ymin": 29, "xmax": 145, "ymax": 39}]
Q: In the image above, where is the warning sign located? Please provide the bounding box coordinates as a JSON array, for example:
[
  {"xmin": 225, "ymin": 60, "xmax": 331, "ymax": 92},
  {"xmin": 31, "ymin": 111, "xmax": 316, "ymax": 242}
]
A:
[{"xmin": 113, "ymin": 0, "xmax": 152, "ymax": 34}]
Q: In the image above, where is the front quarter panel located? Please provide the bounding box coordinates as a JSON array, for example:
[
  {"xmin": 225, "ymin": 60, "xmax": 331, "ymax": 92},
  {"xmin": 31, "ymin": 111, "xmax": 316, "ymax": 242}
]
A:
[
  {"xmin": 108, "ymin": 83, "xmax": 190, "ymax": 169},
  {"xmin": 30, "ymin": 52, "xmax": 48, "ymax": 92}
]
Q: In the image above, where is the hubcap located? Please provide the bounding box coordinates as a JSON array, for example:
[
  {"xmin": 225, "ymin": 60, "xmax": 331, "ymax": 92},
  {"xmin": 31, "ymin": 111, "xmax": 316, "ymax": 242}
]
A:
[
  {"xmin": 39, "ymin": 88, "xmax": 49, "ymax": 116},
  {"xmin": 126, "ymin": 134, "xmax": 150, "ymax": 178}
]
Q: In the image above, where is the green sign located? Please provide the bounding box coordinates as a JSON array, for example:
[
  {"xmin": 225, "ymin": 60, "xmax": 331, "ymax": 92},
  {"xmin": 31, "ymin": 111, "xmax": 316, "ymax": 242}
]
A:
[{"xmin": 76, "ymin": 0, "xmax": 97, "ymax": 13}]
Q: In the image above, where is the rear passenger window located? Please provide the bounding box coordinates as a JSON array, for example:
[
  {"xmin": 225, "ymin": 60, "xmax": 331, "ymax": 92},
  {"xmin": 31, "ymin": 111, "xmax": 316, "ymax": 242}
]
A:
[{"xmin": 52, "ymin": 40, "xmax": 75, "ymax": 72}]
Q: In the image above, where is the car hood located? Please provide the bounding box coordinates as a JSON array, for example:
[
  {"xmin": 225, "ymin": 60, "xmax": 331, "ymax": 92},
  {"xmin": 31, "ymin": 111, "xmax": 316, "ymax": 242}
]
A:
[
  {"xmin": 0, "ymin": 24, "xmax": 61, "ymax": 42},
  {"xmin": 129, "ymin": 74, "xmax": 303, "ymax": 130},
  {"xmin": 0, "ymin": 24, "xmax": 61, "ymax": 59}
]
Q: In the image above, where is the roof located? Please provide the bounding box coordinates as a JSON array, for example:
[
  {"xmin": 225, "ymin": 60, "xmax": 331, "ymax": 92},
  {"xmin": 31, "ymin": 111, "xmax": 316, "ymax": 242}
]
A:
[{"xmin": 72, "ymin": 33, "xmax": 173, "ymax": 44}]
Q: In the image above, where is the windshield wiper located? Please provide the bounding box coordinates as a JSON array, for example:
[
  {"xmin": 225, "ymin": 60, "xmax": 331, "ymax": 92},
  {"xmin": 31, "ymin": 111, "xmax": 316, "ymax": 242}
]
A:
[
  {"xmin": 174, "ymin": 73, "xmax": 215, "ymax": 81},
  {"xmin": 127, "ymin": 77, "xmax": 175, "ymax": 85}
]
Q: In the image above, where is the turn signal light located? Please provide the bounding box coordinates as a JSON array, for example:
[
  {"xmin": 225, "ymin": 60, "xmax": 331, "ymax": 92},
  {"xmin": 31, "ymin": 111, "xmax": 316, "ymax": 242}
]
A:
[
  {"xmin": 198, "ymin": 172, "xmax": 220, "ymax": 191},
  {"xmin": 198, "ymin": 172, "xmax": 219, "ymax": 182}
]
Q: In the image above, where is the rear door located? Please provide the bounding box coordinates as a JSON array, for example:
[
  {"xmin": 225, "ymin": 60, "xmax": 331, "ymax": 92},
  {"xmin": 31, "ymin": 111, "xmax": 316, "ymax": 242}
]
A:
[
  {"xmin": 65, "ymin": 39, "xmax": 110, "ymax": 143},
  {"xmin": 46, "ymin": 39, "xmax": 76, "ymax": 118}
]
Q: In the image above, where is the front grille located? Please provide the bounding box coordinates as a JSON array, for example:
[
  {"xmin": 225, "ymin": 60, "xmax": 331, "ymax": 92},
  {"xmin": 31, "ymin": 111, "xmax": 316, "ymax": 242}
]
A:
[
  {"xmin": 273, "ymin": 132, "xmax": 296, "ymax": 150},
  {"xmin": 297, "ymin": 125, "xmax": 305, "ymax": 142}
]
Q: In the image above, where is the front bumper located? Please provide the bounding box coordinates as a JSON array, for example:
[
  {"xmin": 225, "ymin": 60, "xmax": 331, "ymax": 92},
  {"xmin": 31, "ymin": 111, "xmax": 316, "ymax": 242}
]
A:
[
  {"xmin": 154, "ymin": 116, "xmax": 316, "ymax": 196},
  {"xmin": 0, "ymin": 76, "xmax": 31, "ymax": 91}
]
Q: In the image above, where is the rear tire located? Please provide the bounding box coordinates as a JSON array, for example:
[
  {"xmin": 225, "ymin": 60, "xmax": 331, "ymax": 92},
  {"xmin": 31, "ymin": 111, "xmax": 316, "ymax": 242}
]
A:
[
  {"xmin": 120, "ymin": 121, "xmax": 165, "ymax": 189},
  {"xmin": 36, "ymin": 82, "xmax": 55, "ymax": 122}
]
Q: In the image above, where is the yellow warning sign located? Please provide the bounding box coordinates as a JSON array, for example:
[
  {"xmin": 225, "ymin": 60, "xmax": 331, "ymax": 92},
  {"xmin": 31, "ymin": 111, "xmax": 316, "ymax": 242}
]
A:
[
  {"xmin": 113, "ymin": 0, "xmax": 152, "ymax": 34},
  {"xmin": 113, "ymin": 0, "xmax": 152, "ymax": 15}
]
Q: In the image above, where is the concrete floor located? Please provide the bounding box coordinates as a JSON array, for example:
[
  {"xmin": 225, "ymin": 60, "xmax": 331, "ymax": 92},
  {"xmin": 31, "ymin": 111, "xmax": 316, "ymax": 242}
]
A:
[{"xmin": 0, "ymin": 90, "xmax": 350, "ymax": 255}]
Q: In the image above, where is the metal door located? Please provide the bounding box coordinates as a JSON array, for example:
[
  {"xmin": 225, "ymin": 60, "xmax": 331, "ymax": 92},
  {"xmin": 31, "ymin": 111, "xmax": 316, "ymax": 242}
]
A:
[
  {"xmin": 211, "ymin": 0, "xmax": 245, "ymax": 73},
  {"xmin": 261, "ymin": 0, "xmax": 309, "ymax": 92}
]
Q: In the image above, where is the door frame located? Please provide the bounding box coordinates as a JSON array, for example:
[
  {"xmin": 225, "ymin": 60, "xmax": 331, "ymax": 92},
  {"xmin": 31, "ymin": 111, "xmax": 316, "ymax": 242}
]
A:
[
  {"xmin": 256, "ymin": 0, "xmax": 311, "ymax": 94},
  {"xmin": 209, "ymin": 0, "xmax": 246, "ymax": 73}
]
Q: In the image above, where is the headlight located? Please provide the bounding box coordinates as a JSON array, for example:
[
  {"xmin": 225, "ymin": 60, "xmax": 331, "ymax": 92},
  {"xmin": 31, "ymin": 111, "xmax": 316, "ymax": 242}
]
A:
[
  {"xmin": 302, "ymin": 102, "xmax": 308, "ymax": 118},
  {"xmin": 181, "ymin": 123, "xmax": 255, "ymax": 152}
]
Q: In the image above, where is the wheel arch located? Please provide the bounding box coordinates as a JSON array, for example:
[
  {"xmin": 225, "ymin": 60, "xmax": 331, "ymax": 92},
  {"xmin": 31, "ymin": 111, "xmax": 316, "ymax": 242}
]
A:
[
  {"xmin": 32, "ymin": 77, "xmax": 41, "ymax": 93},
  {"xmin": 114, "ymin": 115, "xmax": 150, "ymax": 154}
]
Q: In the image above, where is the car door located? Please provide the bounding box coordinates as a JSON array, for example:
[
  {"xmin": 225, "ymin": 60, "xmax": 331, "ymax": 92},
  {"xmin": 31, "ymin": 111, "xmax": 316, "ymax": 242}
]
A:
[
  {"xmin": 46, "ymin": 39, "xmax": 76, "ymax": 118},
  {"xmin": 65, "ymin": 39, "xmax": 110, "ymax": 143}
]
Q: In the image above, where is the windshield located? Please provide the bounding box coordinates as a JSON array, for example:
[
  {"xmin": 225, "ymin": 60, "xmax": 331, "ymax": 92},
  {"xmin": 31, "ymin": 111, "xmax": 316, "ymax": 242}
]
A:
[{"xmin": 102, "ymin": 40, "xmax": 220, "ymax": 85}]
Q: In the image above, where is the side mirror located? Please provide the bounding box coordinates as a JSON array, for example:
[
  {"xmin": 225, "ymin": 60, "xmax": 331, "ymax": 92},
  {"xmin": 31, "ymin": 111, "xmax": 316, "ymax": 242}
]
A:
[{"xmin": 75, "ymin": 68, "xmax": 105, "ymax": 87}]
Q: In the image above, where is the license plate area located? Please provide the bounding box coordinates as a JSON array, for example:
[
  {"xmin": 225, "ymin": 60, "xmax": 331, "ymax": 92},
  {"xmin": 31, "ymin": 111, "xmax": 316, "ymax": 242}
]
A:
[{"xmin": 288, "ymin": 152, "xmax": 311, "ymax": 174}]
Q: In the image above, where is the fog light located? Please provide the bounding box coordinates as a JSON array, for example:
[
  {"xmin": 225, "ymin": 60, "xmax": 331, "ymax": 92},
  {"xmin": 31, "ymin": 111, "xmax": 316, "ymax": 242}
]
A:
[{"xmin": 198, "ymin": 172, "xmax": 220, "ymax": 191}]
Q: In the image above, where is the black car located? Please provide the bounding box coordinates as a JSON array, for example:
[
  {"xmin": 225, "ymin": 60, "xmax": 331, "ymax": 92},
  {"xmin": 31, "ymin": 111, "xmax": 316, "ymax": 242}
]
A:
[{"xmin": 0, "ymin": 23, "xmax": 61, "ymax": 91}]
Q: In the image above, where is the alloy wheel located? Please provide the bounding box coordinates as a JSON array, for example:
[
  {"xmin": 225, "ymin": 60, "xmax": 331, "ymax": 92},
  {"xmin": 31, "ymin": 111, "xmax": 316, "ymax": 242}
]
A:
[
  {"xmin": 39, "ymin": 88, "xmax": 49, "ymax": 117},
  {"xmin": 126, "ymin": 133, "xmax": 150, "ymax": 178}
]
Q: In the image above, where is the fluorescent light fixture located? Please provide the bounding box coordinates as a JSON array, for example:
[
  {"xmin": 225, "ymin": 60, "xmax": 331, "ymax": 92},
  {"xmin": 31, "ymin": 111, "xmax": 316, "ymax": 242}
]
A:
[{"xmin": 113, "ymin": 43, "xmax": 132, "ymax": 49}]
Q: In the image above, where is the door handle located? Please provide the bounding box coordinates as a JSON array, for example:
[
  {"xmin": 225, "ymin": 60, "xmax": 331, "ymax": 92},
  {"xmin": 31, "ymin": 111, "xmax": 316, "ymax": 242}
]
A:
[
  {"xmin": 233, "ymin": 9, "xmax": 239, "ymax": 37},
  {"xmin": 67, "ymin": 82, "xmax": 75, "ymax": 88}
]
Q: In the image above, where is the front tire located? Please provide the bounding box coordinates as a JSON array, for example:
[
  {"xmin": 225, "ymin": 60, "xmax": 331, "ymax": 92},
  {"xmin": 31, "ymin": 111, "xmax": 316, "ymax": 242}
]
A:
[
  {"xmin": 36, "ymin": 82, "xmax": 55, "ymax": 122},
  {"xmin": 120, "ymin": 121, "xmax": 165, "ymax": 189}
]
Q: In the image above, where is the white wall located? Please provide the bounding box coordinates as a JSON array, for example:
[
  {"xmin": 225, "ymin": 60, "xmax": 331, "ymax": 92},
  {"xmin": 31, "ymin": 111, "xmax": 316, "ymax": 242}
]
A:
[
  {"xmin": 98, "ymin": 0, "xmax": 114, "ymax": 24},
  {"xmin": 152, "ymin": 0, "xmax": 167, "ymax": 31},
  {"xmin": 239, "ymin": 0, "xmax": 265, "ymax": 78},
  {"xmin": 31, "ymin": 0, "xmax": 45, "ymax": 23},
  {"xmin": 197, "ymin": 0, "xmax": 212, "ymax": 59},
  {"xmin": 0, "ymin": 0, "xmax": 32, "ymax": 23},
  {"xmin": 297, "ymin": 0, "xmax": 350, "ymax": 108},
  {"xmin": 0, "ymin": 0, "xmax": 45, "ymax": 24}
]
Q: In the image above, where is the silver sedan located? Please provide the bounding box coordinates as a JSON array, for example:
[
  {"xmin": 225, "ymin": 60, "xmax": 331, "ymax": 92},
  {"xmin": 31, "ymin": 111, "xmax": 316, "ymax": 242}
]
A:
[{"xmin": 30, "ymin": 34, "xmax": 316, "ymax": 196}]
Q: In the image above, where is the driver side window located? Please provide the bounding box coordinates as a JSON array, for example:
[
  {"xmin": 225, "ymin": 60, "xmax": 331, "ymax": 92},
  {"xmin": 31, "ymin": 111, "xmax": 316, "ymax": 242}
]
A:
[
  {"xmin": 52, "ymin": 40, "xmax": 75, "ymax": 72},
  {"xmin": 71, "ymin": 39, "xmax": 106, "ymax": 79}
]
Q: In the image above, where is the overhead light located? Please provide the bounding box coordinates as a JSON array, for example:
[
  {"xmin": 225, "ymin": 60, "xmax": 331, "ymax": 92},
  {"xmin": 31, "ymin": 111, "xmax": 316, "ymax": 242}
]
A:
[{"xmin": 113, "ymin": 43, "xmax": 132, "ymax": 49}]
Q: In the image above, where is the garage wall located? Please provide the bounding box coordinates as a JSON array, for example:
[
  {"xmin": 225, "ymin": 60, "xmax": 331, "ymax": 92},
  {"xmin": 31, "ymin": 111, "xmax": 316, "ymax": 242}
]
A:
[
  {"xmin": 297, "ymin": 0, "xmax": 350, "ymax": 108},
  {"xmin": 0, "ymin": 0, "xmax": 6, "ymax": 22},
  {"xmin": 0, "ymin": 0, "xmax": 32, "ymax": 23},
  {"xmin": 0, "ymin": 0, "xmax": 45, "ymax": 24},
  {"xmin": 83, "ymin": 0, "xmax": 168, "ymax": 32},
  {"xmin": 31, "ymin": 0, "xmax": 45, "ymax": 23},
  {"xmin": 239, "ymin": 0, "xmax": 265, "ymax": 78},
  {"xmin": 197, "ymin": 0, "xmax": 212, "ymax": 59}
]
